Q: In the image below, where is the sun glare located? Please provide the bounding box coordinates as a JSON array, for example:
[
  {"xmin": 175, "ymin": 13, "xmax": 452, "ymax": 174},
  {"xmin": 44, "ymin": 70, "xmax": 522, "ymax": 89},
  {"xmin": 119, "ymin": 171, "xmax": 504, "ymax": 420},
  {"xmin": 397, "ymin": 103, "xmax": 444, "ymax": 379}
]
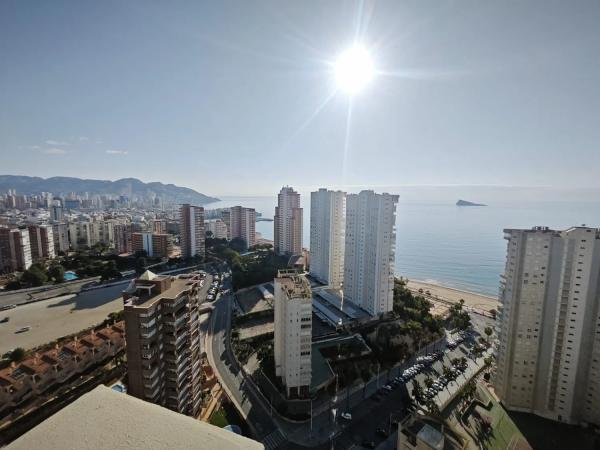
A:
[{"xmin": 334, "ymin": 45, "xmax": 375, "ymax": 94}]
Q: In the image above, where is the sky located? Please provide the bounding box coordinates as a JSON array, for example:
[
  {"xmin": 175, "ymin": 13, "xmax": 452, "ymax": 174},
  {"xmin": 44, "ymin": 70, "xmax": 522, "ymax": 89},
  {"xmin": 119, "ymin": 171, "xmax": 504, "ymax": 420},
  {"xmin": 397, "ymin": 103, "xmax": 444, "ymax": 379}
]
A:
[{"xmin": 1, "ymin": 0, "xmax": 599, "ymax": 197}]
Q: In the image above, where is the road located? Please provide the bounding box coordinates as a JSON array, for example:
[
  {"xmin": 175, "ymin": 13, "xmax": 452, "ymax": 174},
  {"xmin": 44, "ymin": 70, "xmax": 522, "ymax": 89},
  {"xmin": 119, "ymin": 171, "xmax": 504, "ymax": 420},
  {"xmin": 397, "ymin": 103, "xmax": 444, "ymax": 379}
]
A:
[
  {"xmin": 0, "ymin": 277, "xmax": 103, "ymax": 308},
  {"xmin": 205, "ymin": 269, "xmax": 286, "ymax": 445}
]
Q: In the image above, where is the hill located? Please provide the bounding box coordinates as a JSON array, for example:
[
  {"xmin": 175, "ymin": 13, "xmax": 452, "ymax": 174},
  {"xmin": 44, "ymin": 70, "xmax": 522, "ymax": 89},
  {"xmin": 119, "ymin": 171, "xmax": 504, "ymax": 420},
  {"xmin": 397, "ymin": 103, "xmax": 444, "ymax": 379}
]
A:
[{"xmin": 0, "ymin": 175, "xmax": 218, "ymax": 205}]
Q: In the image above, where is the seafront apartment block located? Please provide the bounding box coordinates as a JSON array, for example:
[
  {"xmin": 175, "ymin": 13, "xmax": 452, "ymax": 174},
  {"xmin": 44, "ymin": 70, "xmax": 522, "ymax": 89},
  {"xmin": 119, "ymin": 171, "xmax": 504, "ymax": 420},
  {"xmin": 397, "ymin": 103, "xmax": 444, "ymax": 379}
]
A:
[
  {"xmin": 123, "ymin": 270, "xmax": 203, "ymax": 417},
  {"xmin": 343, "ymin": 190, "xmax": 399, "ymax": 316},
  {"xmin": 309, "ymin": 188, "xmax": 346, "ymax": 290},
  {"xmin": 495, "ymin": 226, "xmax": 600, "ymax": 427},
  {"xmin": 274, "ymin": 187, "xmax": 303, "ymax": 256}
]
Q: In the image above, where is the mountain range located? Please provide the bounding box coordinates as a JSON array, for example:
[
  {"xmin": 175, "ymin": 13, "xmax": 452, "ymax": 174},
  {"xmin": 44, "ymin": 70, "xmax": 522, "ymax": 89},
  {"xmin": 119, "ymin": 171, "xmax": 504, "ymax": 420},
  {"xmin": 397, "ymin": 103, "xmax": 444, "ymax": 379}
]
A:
[{"xmin": 0, "ymin": 175, "xmax": 219, "ymax": 205}]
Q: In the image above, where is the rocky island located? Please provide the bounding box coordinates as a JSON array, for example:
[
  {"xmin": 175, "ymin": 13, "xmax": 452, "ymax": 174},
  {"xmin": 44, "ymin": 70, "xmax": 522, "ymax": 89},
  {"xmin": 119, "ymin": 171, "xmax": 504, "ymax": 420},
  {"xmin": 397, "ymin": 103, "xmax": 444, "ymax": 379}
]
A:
[{"xmin": 456, "ymin": 199, "xmax": 487, "ymax": 206}]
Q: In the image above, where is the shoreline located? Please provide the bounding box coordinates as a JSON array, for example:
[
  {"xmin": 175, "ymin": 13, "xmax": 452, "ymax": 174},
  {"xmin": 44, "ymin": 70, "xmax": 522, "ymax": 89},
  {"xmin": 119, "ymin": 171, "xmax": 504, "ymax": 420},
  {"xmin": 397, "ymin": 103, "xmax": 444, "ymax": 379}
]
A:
[
  {"xmin": 409, "ymin": 278, "xmax": 498, "ymax": 301},
  {"xmin": 406, "ymin": 279, "xmax": 499, "ymax": 314}
]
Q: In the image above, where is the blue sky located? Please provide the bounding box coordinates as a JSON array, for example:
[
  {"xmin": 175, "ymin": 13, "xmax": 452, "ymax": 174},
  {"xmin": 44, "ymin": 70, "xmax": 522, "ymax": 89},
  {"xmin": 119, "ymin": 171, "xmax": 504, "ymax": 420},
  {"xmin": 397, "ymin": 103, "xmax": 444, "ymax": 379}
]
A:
[{"xmin": 1, "ymin": 1, "xmax": 599, "ymax": 196}]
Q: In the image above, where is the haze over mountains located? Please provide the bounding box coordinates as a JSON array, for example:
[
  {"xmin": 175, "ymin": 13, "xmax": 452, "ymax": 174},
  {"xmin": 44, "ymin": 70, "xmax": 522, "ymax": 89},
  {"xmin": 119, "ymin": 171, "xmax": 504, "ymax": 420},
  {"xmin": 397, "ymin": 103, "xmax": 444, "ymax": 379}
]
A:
[{"xmin": 0, "ymin": 175, "xmax": 218, "ymax": 205}]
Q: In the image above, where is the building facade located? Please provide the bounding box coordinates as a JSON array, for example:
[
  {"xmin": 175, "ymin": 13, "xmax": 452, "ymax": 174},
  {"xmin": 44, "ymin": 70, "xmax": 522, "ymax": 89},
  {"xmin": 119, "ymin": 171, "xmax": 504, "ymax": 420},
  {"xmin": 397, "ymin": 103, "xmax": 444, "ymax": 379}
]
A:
[
  {"xmin": 132, "ymin": 232, "xmax": 170, "ymax": 258},
  {"xmin": 224, "ymin": 206, "xmax": 256, "ymax": 248},
  {"xmin": 343, "ymin": 190, "xmax": 398, "ymax": 316},
  {"xmin": 309, "ymin": 189, "xmax": 346, "ymax": 290},
  {"xmin": 274, "ymin": 270, "xmax": 312, "ymax": 398},
  {"xmin": 52, "ymin": 223, "xmax": 70, "ymax": 254},
  {"xmin": 28, "ymin": 225, "xmax": 55, "ymax": 261},
  {"xmin": 123, "ymin": 271, "xmax": 203, "ymax": 417},
  {"xmin": 494, "ymin": 226, "xmax": 600, "ymax": 426},
  {"xmin": 205, "ymin": 219, "xmax": 228, "ymax": 240},
  {"xmin": 179, "ymin": 204, "xmax": 205, "ymax": 260},
  {"xmin": 113, "ymin": 223, "xmax": 134, "ymax": 254},
  {"xmin": 0, "ymin": 227, "xmax": 32, "ymax": 272},
  {"xmin": 274, "ymin": 186, "xmax": 303, "ymax": 256}
]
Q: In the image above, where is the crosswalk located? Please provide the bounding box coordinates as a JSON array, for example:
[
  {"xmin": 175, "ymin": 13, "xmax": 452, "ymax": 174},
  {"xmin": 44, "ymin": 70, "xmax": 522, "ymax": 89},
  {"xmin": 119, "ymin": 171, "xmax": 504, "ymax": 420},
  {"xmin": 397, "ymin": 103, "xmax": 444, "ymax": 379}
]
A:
[{"xmin": 262, "ymin": 429, "xmax": 285, "ymax": 450}]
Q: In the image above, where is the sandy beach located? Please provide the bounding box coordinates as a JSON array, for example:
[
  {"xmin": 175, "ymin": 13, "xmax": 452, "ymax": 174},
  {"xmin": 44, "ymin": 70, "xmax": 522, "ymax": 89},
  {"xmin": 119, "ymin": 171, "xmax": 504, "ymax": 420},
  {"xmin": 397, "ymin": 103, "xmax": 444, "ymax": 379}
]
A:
[{"xmin": 406, "ymin": 280, "xmax": 499, "ymax": 316}]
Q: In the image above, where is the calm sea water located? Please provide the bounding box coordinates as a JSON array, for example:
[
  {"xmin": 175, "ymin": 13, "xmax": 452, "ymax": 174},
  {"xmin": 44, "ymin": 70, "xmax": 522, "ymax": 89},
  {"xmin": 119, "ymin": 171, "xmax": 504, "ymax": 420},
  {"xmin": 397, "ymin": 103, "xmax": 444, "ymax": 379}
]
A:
[{"xmin": 206, "ymin": 190, "xmax": 600, "ymax": 297}]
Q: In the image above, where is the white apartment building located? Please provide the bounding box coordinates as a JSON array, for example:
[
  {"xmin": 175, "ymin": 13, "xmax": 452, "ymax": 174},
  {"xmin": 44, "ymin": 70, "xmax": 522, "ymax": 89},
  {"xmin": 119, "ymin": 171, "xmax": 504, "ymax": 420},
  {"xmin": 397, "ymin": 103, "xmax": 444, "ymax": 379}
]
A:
[
  {"xmin": 205, "ymin": 219, "xmax": 228, "ymax": 240},
  {"xmin": 309, "ymin": 189, "xmax": 346, "ymax": 290},
  {"xmin": 343, "ymin": 190, "xmax": 399, "ymax": 316},
  {"xmin": 495, "ymin": 226, "xmax": 600, "ymax": 426},
  {"xmin": 0, "ymin": 227, "xmax": 32, "ymax": 272},
  {"xmin": 274, "ymin": 187, "xmax": 303, "ymax": 256},
  {"xmin": 224, "ymin": 206, "xmax": 256, "ymax": 248},
  {"xmin": 52, "ymin": 223, "xmax": 69, "ymax": 254},
  {"xmin": 180, "ymin": 204, "xmax": 205, "ymax": 259},
  {"xmin": 274, "ymin": 270, "xmax": 312, "ymax": 398}
]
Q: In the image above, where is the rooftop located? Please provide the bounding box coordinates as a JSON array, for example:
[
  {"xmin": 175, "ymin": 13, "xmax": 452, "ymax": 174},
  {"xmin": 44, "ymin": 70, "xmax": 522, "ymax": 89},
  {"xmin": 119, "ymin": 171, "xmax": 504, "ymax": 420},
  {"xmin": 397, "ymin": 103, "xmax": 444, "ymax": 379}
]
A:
[
  {"xmin": 6, "ymin": 385, "xmax": 264, "ymax": 450},
  {"xmin": 275, "ymin": 270, "xmax": 311, "ymax": 299}
]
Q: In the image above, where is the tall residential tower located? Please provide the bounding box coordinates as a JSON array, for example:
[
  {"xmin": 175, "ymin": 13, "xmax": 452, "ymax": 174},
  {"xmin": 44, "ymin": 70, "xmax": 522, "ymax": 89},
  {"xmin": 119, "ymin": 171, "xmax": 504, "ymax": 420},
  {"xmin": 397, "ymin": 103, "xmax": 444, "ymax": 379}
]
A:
[
  {"xmin": 495, "ymin": 226, "xmax": 600, "ymax": 426},
  {"xmin": 274, "ymin": 187, "xmax": 302, "ymax": 256},
  {"xmin": 180, "ymin": 204, "xmax": 205, "ymax": 260},
  {"xmin": 343, "ymin": 191, "xmax": 398, "ymax": 316},
  {"xmin": 123, "ymin": 271, "xmax": 203, "ymax": 417},
  {"xmin": 224, "ymin": 206, "xmax": 256, "ymax": 248},
  {"xmin": 274, "ymin": 270, "xmax": 312, "ymax": 398},
  {"xmin": 309, "ymin": 189, "xmax": 346, "ymax": 289}
]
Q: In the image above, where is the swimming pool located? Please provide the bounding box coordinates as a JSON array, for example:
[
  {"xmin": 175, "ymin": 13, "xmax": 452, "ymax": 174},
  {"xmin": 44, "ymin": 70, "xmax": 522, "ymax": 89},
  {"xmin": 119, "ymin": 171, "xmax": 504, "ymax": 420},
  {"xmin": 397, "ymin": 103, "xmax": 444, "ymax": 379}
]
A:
[{"xmin": 64, "ymin": 271, "xmax": 78, "ymax": 281}]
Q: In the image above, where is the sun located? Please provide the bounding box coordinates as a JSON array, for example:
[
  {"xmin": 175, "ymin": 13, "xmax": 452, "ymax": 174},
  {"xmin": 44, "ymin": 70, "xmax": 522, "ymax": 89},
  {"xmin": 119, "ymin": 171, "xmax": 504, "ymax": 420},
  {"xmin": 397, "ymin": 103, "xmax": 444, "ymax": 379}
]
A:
[{"xmin": 334, "ymin": 45, "xmax": 375, "ymax": 94}]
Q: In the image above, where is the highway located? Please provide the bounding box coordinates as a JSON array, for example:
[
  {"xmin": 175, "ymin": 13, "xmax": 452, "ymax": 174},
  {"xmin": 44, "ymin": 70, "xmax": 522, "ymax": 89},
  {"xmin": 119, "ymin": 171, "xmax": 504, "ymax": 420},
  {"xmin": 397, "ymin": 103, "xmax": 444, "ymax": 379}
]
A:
[{"xmin": 205, "ymin": 269, "xmax": 288, "ymax": 447}]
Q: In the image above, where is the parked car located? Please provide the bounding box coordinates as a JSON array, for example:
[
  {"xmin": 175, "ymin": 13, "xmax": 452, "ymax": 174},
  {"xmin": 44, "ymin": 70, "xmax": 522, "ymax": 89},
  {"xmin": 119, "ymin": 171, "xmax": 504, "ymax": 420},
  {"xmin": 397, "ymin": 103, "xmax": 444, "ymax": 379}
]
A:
[
  {"xmin": 341, "ymin": 412, "xmax": 352, "ymax": 420},
  {"xmin": 15, "ymin": 326, "xmax": 31, "ymax": 333},
  {"xmin": 0, "ymin": 317, "xmax": 9, "ymax": 323}
]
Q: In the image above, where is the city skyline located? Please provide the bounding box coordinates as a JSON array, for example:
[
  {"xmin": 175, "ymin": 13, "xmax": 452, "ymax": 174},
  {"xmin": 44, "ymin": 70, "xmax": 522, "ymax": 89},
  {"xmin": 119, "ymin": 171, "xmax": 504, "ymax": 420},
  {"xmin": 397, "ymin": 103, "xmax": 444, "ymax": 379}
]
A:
[{"xmin": 2, "ymin": 1, "xmax": 600, "ymax": 196}]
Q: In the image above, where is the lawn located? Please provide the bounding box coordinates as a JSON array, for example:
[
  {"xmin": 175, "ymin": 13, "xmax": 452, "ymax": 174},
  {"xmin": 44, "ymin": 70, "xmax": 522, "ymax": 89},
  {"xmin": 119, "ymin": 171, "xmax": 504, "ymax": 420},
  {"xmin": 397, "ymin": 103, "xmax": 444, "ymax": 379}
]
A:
[
  {"xmin": 209, "ymin": 407, "xmax": 229, "ymax": 428},
  {"xmin": 208, "ymin": 401, "xmax": 251, "ymax": 436},
  {"xmin": 473, "ymin": 385, "xmax": 530, "ymax": 450}
]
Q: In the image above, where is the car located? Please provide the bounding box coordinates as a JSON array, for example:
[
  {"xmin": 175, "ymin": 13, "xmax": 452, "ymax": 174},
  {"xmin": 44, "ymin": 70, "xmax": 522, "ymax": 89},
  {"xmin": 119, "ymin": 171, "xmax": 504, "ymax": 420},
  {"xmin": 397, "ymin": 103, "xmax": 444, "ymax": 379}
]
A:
[
  {"xmin": 376, "ymin": 428, "xmax": 388, "ymax": 437},
  {"xmin": 383, "ymin": 385, "xmax": 392, "ymax": 391},
  {"xmin": 0, "ymin": 304, "xmax": 16, "ymax": 311},
  {"xmin": 341, "ymin": 412, "xmax": 352, "ymax": 420},
  {"xmin": 15, "ymin": 326, "xmax": 31, "ymax": 333},
  {"xmin": 0, "ymin": 317, "xmax": 9, "ymax": 323}
]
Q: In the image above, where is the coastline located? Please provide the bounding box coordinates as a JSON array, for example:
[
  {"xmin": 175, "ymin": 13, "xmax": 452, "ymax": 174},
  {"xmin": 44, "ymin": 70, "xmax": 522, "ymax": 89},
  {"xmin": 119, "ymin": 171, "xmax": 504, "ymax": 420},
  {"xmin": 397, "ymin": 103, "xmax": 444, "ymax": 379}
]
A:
[{"xmin": 406, "ymin": 279, "xmax": 499, "ymax": 313}]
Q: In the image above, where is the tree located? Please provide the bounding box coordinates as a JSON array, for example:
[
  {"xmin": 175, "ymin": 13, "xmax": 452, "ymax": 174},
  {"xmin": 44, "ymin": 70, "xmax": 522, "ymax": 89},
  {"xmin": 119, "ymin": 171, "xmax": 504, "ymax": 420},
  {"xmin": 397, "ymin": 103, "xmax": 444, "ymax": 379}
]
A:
[
  {"xmin": 229, "ymin": 237, "xmax": 247, "ymax": 253},
  {"xmin": 21, "ymin": 264, "xmax": 47, "ymax": 287},
  {"xmin": 484, "ymin": 326, "xmax": 493, "ymax": 340},
  {"xmin": 134, "ymin": 249, "xmax": 148, "ymax": 259},
  {"xmin": 442, "ymin": 365, "xmax": 455, "ymax": 381},
  {"xmin": 424, "ymin": 377, "xmax": 434, "ymax": 389},
  {"xmin": 101, "ymin": 260, "xmax": 122, "ymax": 281},
  {"xmin": 5, "ymin": 279, "xmax": 22, "ymax": 290},
  {"xmin": 48, "ymin": 263, "xmax": 65, "ymax": 283},
  {"xmin": 411, "ymin": 379, "xmax": 424, "ymax": 403},
  {"xmin": 135, "ymin": 257, "xmax": 147, "ymax": 275},
  {"xmin": 9, "ymin": 347, "xmax": 26, "ymax": 362}
]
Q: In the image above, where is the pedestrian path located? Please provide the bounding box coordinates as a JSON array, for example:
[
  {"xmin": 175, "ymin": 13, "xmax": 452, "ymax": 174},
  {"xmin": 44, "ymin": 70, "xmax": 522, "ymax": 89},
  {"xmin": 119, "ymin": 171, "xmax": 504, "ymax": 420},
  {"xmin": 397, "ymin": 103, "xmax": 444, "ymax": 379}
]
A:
[{"xmin": 262, "ymin": 429, "xmax": 285, "ymax": 450}]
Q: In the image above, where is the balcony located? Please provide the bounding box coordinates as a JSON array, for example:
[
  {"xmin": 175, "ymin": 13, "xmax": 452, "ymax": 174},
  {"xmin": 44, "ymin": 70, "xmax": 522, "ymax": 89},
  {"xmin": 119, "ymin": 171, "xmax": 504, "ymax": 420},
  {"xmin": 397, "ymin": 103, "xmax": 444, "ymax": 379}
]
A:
[
  {"xmin": 141, "ymin": 327, "xmax": 157, "ymax": 339},
  {"xmin": 143, "ymin": 366, "xmax": 160, "ymax": 380}
]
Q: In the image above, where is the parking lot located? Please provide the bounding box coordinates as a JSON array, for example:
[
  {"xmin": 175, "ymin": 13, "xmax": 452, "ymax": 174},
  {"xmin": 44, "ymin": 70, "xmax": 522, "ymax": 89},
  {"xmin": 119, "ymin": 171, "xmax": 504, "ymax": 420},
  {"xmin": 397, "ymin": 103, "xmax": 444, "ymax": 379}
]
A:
[{"xmin": 330, "ymin": 330, "xmax": 486, "ymax": 449}]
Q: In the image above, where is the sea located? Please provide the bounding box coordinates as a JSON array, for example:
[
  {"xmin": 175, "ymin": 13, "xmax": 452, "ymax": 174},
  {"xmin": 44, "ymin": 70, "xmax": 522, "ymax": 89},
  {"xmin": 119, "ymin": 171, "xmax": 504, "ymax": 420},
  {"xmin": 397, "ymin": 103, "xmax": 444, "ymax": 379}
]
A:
[{"xmin": 205, "ymin": 187, "xmax": 600, "ymax": 298}]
